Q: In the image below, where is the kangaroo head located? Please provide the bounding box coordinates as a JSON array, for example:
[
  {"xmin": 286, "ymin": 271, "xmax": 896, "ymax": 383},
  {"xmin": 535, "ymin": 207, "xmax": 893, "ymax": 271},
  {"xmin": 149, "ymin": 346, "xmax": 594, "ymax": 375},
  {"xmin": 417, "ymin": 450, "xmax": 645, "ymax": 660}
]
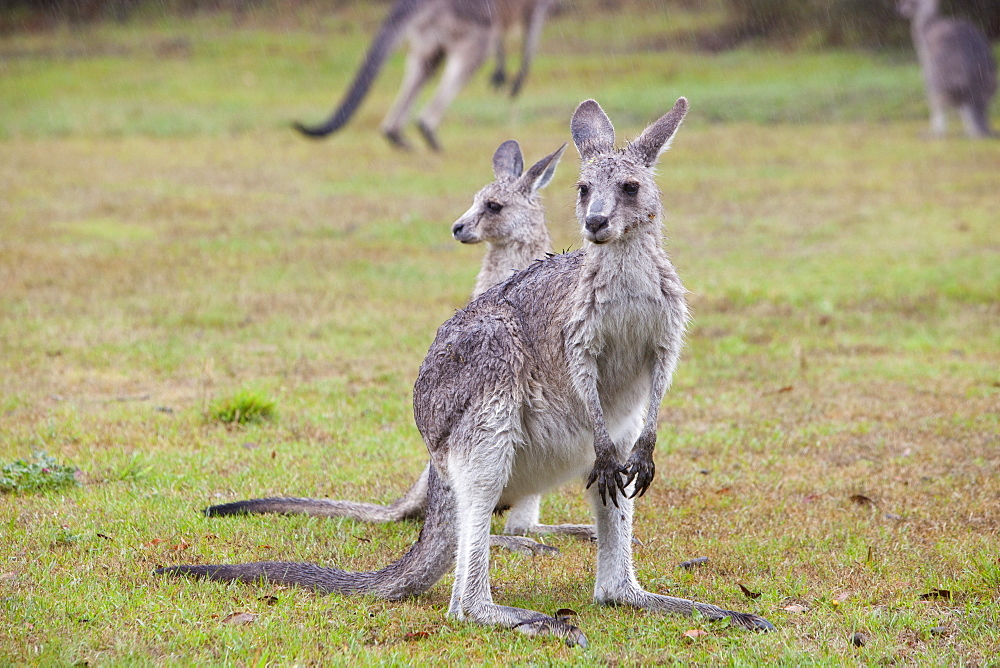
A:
[
  {"xmin": 570, "ymin": 98, "xmax": 688, "ymax": 245},
  {"xmin": 896, "ymin": 0, "xmax": 935, "ymax": 20},
  {"xmin": 452, "ymin": 140, "xmax": 565, "ymax": 247}
]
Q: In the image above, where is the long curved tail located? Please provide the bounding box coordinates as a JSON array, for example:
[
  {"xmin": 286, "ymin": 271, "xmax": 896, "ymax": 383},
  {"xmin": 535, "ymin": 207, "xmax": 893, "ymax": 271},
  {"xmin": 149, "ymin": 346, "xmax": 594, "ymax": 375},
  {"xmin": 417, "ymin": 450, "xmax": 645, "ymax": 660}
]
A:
[
  {"xmin": 155, "ymin": 466, "xmax": 455, "ymax": 600},
  {"xmin": 294, "ymin": 0, "xmax": 425, "ymax": 139},
  {"xmin": 204, "ymin": 465, "xmax": 429, "ymax": 522}
]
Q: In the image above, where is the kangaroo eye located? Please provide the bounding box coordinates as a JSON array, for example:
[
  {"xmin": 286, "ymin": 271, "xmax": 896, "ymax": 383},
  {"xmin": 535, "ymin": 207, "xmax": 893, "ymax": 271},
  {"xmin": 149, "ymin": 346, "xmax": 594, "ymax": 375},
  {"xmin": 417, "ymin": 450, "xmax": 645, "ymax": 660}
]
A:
[
  {"xmin": 578, "ymin": 184, "xmax": 590, "ymax": 197},
  {"xmin": 622, "ymin": 182, "xmax": 639, "ymax": 195},
  {"xmin": 486, "ymin": 201, "xmax": 503, "ymax": 214}
]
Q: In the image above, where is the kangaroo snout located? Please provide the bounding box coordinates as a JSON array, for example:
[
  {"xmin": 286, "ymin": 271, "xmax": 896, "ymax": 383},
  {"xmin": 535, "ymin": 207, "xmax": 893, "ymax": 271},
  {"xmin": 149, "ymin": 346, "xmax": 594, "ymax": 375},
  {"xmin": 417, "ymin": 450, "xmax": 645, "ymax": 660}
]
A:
[
  {"xmin": 585, "ymin": 214, "xmax": 610, "ymax": 239},
  {"xmin": 452, "ymin": 221, "xmax": 478, "ymax": 244}
]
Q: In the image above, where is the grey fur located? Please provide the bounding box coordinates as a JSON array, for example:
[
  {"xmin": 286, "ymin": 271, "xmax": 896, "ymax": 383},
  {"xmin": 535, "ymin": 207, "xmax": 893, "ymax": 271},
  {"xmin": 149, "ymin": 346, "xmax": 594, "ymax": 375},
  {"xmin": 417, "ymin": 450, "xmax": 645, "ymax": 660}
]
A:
[
  {"xmin": 206, "ymin": 140, "xmax": 594, "ymax": 552},
  {"xmin": 158, "ymin": 98, "xmax": 775, "ymax": 644},
  {"xmin": 294, "ymin": 0, "xmax": 554, "ymax": 150},
  {"xmin": 897, "ymin": 0, "xmax": 997, "ymax": 138}
]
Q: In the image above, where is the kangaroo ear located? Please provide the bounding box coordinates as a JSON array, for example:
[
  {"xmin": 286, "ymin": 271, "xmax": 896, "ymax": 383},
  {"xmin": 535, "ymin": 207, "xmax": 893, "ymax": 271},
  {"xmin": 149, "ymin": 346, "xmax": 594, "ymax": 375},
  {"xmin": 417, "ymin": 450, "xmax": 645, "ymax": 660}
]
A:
[
  {"xmin": 630, "ymin": 97, "xmax": 688, "ymax": 167},
  {"xmin": 520, "ymin": 143, "xmax": 566, "ymax": 195},
  {"xmin": 493, "ymin": 140, "xmax": 524, "ymax": 179},
  {"xmin": 571, "ymin": 99, "xmax": 615, "ymax": 160}
]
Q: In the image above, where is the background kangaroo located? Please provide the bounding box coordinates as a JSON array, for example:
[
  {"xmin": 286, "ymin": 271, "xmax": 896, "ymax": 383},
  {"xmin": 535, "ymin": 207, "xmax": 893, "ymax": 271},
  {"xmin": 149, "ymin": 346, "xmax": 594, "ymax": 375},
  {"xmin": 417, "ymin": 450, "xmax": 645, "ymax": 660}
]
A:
[
  {"xmin": 206, "ymin": 139, "xmax": 597, "ymax": 553},
  {"xmin": 897, "ymin": 0, "xmax": 997, "ymax": 138},
  {"xmin": 158, "ymin": 97, "xmax": 774, "ymax": 646},
  {"xmin": 294, "ymin": 0, "xmax": 554, "ymax": 150}
]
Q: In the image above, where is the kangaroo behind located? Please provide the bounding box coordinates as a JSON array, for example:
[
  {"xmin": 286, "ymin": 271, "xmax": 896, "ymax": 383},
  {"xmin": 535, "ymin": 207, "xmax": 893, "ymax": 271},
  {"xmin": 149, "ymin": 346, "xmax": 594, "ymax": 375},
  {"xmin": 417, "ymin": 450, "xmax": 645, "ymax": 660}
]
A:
[
  {"xmin": 294, "ymin": 0, "xmax": 554, "ymax": 150},
  {"xmin": 158, "ymin": 98, "xmax": 774, "ymax": 646},
  {"xmin": 897, "ymin": 0, "xmax": 997, "ymax": 137}
]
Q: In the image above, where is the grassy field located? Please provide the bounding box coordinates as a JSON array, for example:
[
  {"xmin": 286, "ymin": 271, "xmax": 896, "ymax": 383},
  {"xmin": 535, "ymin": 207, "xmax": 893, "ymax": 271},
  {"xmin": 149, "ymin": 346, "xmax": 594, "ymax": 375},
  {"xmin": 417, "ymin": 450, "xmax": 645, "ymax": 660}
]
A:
[{"xmin": 1, "ymin": 2, "xmax": 998, "ymax": 664}]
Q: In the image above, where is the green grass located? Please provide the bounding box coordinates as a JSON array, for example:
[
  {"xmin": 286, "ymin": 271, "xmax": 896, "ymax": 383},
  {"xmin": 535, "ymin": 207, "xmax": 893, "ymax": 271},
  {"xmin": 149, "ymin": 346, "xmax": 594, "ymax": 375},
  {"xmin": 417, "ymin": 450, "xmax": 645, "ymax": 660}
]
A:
[
  {"xmin": 210, "ymin": 389, "xmax": 277, "ymax": 425},
  {"xmin": 0, "ymin": 452, "xmax": 78, "ymax": 494},
  {"xmin": 1, "ymin": 2, "xmax": 998, "ymax": 664}
]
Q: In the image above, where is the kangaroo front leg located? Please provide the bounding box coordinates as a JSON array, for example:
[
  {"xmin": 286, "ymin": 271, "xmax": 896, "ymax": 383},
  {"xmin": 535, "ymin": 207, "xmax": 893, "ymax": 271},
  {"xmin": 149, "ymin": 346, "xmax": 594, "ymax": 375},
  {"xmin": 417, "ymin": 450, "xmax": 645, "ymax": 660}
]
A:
[
  {"xmin": 619, "ymin": 348, "xmax": 678, "ymax": 500},
  {"xmin": 574, "ymin": 350, "xmax": 629, "ymax": 507},
  {"xmin": 588, "ymin": 485, "xmax": 774, "ymax": 631}
]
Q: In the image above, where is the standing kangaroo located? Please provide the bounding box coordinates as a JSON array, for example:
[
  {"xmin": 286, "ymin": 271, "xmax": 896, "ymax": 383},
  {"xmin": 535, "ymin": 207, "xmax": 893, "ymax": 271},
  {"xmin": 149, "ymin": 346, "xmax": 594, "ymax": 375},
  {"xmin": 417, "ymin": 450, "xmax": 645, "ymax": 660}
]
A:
[
  {"xmin": 158, "ymin": 98, "xmax": 774, "ymax": 646},
  {"xmin": 205, "ymin": 139, "xmax": 596, "ymax": 553},
  {"xmin": 897, "ymin": 0, "xmax": 997, "ymax": 138},
  {"xmin": 294, "ymin": 0, "xmax": 554, "ymax": 150}
]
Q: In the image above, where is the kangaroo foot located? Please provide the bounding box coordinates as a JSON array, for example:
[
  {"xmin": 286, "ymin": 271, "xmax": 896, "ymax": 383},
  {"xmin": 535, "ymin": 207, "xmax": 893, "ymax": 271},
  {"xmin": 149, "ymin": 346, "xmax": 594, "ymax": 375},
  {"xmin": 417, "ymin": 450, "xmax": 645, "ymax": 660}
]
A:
[
  {"xmin": 510, "ymin": 73, "xmax": 527, "ymax": 98},
  {"xmin": 416, "ymin": 120, "xmax": 441, "ymax": 152},
  {"xmin": 490, "ymin": 535, "xmax": 560, "ymax": 556},
  {"xmin": 383, "ymin": 129, "xmax": 412, "ymax": 151},
  {"xmin": 490, "ymin": 67, "xmax": 507, "ymax": 88}
]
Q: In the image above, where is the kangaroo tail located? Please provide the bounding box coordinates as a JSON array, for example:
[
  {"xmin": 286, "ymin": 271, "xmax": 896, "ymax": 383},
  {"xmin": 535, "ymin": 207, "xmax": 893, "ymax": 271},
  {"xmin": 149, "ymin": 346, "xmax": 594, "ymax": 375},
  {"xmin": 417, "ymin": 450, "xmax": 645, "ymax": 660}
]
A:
[
  {"xmin": 156, "ymin": 466, "xmax": 455, "ymax": 600},
  {"xmin": 204, "ymin": 465, "xmax": 430, "ymax": 522},
  {"xmin": 294, "ymin": 0, "xmax": 425, "ymax": 139}
]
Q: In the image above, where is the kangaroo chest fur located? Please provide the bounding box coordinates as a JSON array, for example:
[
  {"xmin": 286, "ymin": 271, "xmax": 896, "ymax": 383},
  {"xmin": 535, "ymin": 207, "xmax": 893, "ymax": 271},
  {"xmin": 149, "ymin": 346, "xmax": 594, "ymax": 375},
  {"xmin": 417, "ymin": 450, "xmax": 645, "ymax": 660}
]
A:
[{"xmin": 414, "ymin": 241, "xmax": 688, "ymax": 504}]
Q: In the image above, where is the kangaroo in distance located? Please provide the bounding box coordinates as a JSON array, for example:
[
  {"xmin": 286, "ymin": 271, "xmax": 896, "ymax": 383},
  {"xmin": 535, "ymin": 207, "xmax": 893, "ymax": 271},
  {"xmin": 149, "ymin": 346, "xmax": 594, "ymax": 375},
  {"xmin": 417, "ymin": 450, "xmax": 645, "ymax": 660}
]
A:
[
  {"xmin": 158, "ymin": 98, "xmax": 774, "ymax": 646},
  {"xmin": 897, "ymin": 0, "xmax": 997, "ymax": 138},
  {"xmin": 294, "ymin": 0, "xmax": 554, "ymax": 150},
  {"xmin": 205, "ymin": 139, "xmax": 597, "ymax": 554}
]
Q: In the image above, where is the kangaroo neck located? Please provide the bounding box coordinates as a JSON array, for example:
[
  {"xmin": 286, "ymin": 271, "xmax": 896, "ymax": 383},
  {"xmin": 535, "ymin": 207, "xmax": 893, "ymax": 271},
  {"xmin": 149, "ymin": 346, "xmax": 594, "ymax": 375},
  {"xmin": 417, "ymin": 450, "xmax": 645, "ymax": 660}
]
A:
[
  {"xmin": 472, "ymin": 233, "xmax": 552, "ymax": 299},
  {"xmin": 910, "ymin": 5, "xmax": 940, "ymax": 46},
  {"xmin": 581, "ymin": 220, "xmax": 667, "ymax": 293}
]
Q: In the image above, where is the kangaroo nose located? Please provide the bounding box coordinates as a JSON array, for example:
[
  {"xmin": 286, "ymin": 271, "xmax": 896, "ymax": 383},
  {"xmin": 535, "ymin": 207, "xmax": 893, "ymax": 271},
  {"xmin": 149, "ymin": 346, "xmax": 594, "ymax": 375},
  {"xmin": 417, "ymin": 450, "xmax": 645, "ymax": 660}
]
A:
[
  {"xmin": 585, "ymin": 214, "xmax": 609, "ymax": 235},
  {"xmin": 451, "ymin": 222, "xmax": 464, "ymax": 238}
]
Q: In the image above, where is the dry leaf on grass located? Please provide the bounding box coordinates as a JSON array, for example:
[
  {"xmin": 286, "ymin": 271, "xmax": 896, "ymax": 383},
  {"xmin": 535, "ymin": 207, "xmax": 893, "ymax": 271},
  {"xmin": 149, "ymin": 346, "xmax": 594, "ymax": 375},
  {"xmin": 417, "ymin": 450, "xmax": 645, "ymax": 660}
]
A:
[
  {"xmin": 783, "ymin": 604, "xmax": 808, "ymax": 614},
  {"xmin": 683, "ymin": 629, "xmax": 709, "ymax": 639},
  {"xmin": 221, "ymin": 612, "xmax": 258, "ymax": 625},
  {"xmin": 738, "ymin": 584, "xmax": 761, "ymax": 599},
  {"xmin": 832, "ymin": 591, "xmax": 851, "ymax": 606},
  {"xmin": 919, "ymin": 588, "xmax": 952, "ymax": 601},
  {"xmin": 849, "ymin": 494, "xmax": 876, "ymax": 507},
  {"xmin": 554, "ymin": 608, "xmax": 578, "ymax": 621}
]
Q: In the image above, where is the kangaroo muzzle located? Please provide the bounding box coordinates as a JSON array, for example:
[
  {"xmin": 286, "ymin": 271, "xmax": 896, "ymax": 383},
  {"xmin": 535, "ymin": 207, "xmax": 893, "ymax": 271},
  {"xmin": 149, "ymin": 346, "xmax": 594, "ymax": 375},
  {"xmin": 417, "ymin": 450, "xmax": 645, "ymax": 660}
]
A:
[{"xmin": 452, "ymin": 220, "xmax": 479, "ymax": 244}]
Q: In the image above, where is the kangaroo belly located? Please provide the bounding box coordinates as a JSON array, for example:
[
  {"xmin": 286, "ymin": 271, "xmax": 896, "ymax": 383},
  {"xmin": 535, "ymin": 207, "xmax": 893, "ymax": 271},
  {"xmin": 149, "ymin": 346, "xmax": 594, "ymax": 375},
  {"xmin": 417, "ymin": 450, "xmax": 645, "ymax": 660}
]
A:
[{"xmin": 500, "ymin": 419, "xmax": 593, "ymax": 506}]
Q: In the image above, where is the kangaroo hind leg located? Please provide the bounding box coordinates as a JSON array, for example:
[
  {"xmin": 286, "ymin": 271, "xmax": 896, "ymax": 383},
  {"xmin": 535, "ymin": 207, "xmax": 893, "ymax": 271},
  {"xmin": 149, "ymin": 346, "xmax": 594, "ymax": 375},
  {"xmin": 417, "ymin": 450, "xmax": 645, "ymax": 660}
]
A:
[
  {"xmin": 959, "ymin": 101, "xmax": 993, "ymax": 138},
  {"xmin": 415, "ymin": 30, "xmax": 492, "ymax": 151},
  {"xmin": 445, "ymin": 429, "xmax": 587, "ymax": 647},
  {"xmin": 381, "ymin": 45, "xmax": 444, "ymax": 149},
  {"xmin": 588, "ymin": 484, "xmax": 774, "ymax": 631}
]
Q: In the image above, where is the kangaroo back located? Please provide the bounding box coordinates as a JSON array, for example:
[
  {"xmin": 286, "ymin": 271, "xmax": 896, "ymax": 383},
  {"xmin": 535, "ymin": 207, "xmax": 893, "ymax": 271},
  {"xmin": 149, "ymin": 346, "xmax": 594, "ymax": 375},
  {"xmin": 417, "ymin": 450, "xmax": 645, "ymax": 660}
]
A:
[{"xmin": 294, "ymin": 0, "xmax": 426, "ymax": 138}]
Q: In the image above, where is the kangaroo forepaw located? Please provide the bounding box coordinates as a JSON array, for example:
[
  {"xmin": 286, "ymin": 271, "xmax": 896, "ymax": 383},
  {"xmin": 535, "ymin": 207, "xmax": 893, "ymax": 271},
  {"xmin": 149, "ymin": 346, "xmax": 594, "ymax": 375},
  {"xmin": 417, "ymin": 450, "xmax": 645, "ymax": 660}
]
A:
[
  {"xmin": 586, "ymin": 457, "xmax": 627, "ymax": 507},
  {"xmin": 513, "ymin": 616, "xmax": 588, "ymax": 648},
  {"xmin": 621, "ymin": 451, "xmax": 655, "ymax": 499}
]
